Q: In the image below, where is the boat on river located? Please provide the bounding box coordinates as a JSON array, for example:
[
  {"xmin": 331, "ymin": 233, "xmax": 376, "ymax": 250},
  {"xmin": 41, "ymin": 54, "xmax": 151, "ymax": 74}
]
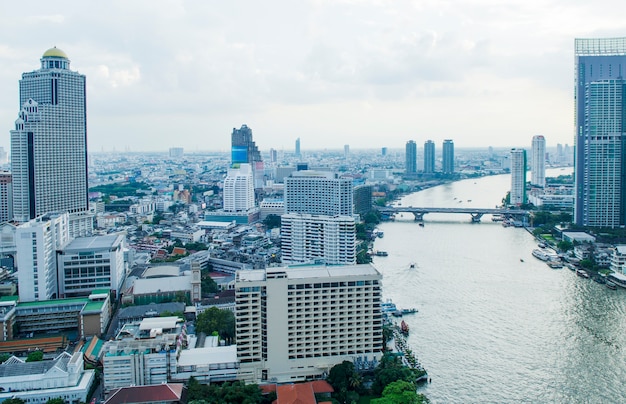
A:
[
  {"xmin": 606, "ymin": 281, "xmax": 617, "ymax": 290},
  {"xmin": 375, "ymin": 251, "xmax": 388, "ymax": 257},
  {"xmin": 608, "ymin": 272, "xmax": 626, "ymax": 288},
  {"xmin": 576, "ymin": 269, "xmax": 590, "ymax": 279},
  {"xmin": 532, "ymin": 249, "xmax": 550, "ymax": 261},
  {"xmin": 400, "ymin": 320, "xmax": 409, "ymax": 335}
]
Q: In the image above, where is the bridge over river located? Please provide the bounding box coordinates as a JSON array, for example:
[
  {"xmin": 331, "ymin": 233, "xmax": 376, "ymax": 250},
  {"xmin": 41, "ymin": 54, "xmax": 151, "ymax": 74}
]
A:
[{"xmin": 376, "ymin": 206, "xmax": 530, "ymax": 223}]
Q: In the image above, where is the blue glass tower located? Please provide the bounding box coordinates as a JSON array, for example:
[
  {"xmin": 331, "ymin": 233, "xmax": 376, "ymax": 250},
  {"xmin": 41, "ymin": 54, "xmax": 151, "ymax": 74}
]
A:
[{"xmin": 574, "ymin": 37, "xmax": 626, "ymax": 227}]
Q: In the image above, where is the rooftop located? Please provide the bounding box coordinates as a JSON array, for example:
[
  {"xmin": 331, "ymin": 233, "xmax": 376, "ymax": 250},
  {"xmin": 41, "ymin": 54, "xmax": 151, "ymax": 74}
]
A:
[
  {"xmin": 63, "ymin": 234, "xmax": 124, "ymax": 252},
  {"xmin": 42, "ymin": 46, "xmax": 68, "ymax": 59}
]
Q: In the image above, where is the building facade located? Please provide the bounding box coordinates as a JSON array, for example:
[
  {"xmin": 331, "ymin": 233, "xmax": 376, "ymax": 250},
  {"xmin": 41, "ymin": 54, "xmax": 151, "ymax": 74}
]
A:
[
  {"xmin": 57, "ymin": 234, "xmax": 126, "ymax": 298},
  {"xmin": 235, "ymin": 265, "xmax": 383, "ymax": 383},
  {"xmin": 531, "ymin": 135, "xmax": 546, "ymax": 187},
  {"xmin": 424, "ymin": 140, "xmax": 435, "ymax": 174},
  {"xmin": 284, "ymin": 171, "xmax": 353, "ymax": 216},
  {"xmin": 510, "ymin": 148, "xmax": 527, "ymax": 206},
  {"xmin": 574, "ymin": 37, "xmax": 626, "ymax": 227},
  {"xmin": 280, "ymin": 214, "xmax": 356, "ymax": 265},
  {"xmin": 16, "ymin": 213, "xmax": 70, "ymax": 302},
  {"xmin": 10, "ymin": 47, "xmax": 89, "ymax": 224},
  {"xmin": 405, "ymin": 140, "xmax": 417, "ymax": 174},
  {"xmin": 442, "ymin": 139, "xmax": 454, "ymax": 174},
  {"xmin": 0, "ymin": 172, "xmax": 12, "ymax": 223},
  {"xmin": 223, "ymin": 163, "xmax": 255, "ymax": 213}
]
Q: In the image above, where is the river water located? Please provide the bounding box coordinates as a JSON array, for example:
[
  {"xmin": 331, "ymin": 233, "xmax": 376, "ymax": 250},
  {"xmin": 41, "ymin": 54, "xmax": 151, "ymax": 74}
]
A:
[{"xmin": 373, "ymin": 169, "xmax": 626, "ymax": 404}]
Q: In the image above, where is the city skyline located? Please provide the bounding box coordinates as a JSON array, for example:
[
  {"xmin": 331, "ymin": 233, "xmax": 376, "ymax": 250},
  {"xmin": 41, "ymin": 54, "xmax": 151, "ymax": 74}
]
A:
[{"xmin": 1, "ymin": 2, "xmax": 625, "ymax": 152}]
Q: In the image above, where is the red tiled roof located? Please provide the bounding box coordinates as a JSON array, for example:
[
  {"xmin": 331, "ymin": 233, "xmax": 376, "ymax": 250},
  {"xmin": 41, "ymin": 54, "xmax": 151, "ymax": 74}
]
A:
[
  {"xmin": 276, "ymin": 383, "xmax": 316, "ymax": 404},
  {"xmin": 260, "ymin": 383, "xmax": 277, "ymax": 394},
  {"xmin": 310, "ymin": 380, "xmax": 334, "ymax": 394},
  {"xmin": 104, "ymin": 383, "xmax": 185, "ymax": 404}
]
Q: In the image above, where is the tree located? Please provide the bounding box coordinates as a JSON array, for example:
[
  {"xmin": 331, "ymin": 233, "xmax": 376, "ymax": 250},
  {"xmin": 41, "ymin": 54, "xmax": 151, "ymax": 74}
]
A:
[
  {"xmin": 327, "ymin": 360, "xmax": 362, "ymax": 403},
  {"xmin": 26, "ymin": 350, "xmax": 43, "ymax": 362},
  {"xmin": 371, "ymin": 380, "xmax": 429, "ymax": 404},
  {"xmin": 195, "ymin": 307, "xmax": 235, "ymax": 344},
  {"xmin": 372, "ymin": 353, "xmax": 419, "ymax": 396},
  {"xmin": 263, "ymin": 214, "xmax": 281, "ymax": 229},
  {"xmin": 0, "ymin": 353, "xmax": 10, "ymax": 364},
  {"xmin": 3, "ymin": 399, "xmax": 26, "ymax": 404},
  {"xmin": 46, "ymin": 399, "xmax": 66, "ymax": 404}
]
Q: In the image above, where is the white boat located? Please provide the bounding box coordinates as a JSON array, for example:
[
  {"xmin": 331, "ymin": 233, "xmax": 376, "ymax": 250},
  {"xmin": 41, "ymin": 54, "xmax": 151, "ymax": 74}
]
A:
[
  {"xmin": 576, "ymin": 269, "xmax": 590, "ymax": 279},
  {"xmin": 608, "ymin": 272, "xmax": 626, "ymax": 288},
  {"xmin": 532, "ymin": 249, "xmax": 550, "ymax": 261}
]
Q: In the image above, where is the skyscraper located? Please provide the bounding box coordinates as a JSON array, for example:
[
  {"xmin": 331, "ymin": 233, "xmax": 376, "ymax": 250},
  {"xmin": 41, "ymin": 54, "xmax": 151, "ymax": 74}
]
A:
[
  {"xmin": 531, "ymin": 135, "xmax": 546, "ymax": 187},
  {"xmin": 223, "ymin": 164, "xmax": 255, "ymax": 213},
  {"xmin": 405, "ymin": 140, "xmax": 417, "ymax": 174},
  {"xmin": 295, "ymin": 137, "xmax": 301, "ymax": 157},
  {"xmin": 10, "ymin": 47, "xmax": 88, "ymax": 223},
  {"xmin": 574, "ymin": 37, "xmax": 626, "ymax": 227},
  {"xmin": 510, "ymin": 148, "xmax": 527, "ymax": 206},
  {"xmin": 442, "ymin": 139, "xmax": 454, "ymax": 174},
  {"xmin": 284, "ymin": 171, "xmax": 353, "ymax": 216},
  {"xmin": 231, "ymin": 124, "xmax": 264, "ymax": 190},
  {"xmin": 424, "ymin": 140, "xmax": 435, "ymax": 174}
]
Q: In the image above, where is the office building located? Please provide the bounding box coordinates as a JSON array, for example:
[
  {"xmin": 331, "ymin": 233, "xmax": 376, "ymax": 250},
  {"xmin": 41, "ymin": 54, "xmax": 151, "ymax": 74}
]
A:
[
  {"xmin": 295, "ymin": 137, "xmax": 301, "ymax": 157},
  {"xmin": 0, "ymin": 172, "xmax": 12, "ymax": 223},
  {"xmin": 280, "ymin": 213, "xmax": 356, "ymax": 265},
  {"xmin": 223, "ymin": 163, "xmax": 255, "ymax": 213},
  {"xmin": 405, "ymin": 140, "xmax": 417, "ymax": 174},
  {"xmin": 10, "ymin": 47, "xmax": 89, "ymax": 224},
  {"xmin": 381, "ymin": 147, "xmax": 387, "ymax": 156},
  {"xmin": 424, "ymin": 140, "xmax": 435, "ymax": 174},
  {"xmin": 344, "ymin": 144, "xmax": 350, "ymax": 157},
  {"xmin": 442, "ymin": 139, "xmax": 454, "ymax": 174},
  {"xmin": 16, "ymin": 212, "xmax": 70, "ymax": 302},
  {"xmin": 574, "ymin": 37, "xmax": 626, "ymax": 227},
  {"xmin": 284, "ymin": 171, "xmax": 353, "ymax": 216},
  {"xmin": 531, "ymin": 135, "xmax": 546, "ymax": 187},
  {"xmin": 235, "ymin": 264, "xmax": 383, "ymax": 383},
  {"xmin": 510, "ymin": 148, "xmax": 527, "ymax": 206},
  {"xmin": 57, "ymin": 234, "xmax": 126, "ymax": 298},
  {"xmin": 353, "ymin": 184, "xmax": 373, "ymax": 217}
]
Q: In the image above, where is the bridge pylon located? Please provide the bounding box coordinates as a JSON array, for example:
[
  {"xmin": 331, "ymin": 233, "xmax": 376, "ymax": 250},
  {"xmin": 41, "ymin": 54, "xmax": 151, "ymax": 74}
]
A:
[
  {"xmin": 412, "ymin": 212, "xmax": 425, "ymax": 221},
  {"xmin": 470, "ymin": 213, "xmax": 483, "ymax": 223}
]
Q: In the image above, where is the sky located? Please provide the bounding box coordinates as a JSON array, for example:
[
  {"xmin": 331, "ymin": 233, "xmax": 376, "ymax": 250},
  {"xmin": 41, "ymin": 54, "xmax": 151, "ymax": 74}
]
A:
[{"xmin": 0, "ymin": 0, "xmax": 625, "ymax": 154}]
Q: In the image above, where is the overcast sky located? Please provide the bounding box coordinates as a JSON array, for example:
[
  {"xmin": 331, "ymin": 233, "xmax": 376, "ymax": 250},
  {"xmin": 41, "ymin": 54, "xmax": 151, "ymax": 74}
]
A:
[{"xmin": 1, "ymin": 0, "xmax": 625, "ymax": 153}]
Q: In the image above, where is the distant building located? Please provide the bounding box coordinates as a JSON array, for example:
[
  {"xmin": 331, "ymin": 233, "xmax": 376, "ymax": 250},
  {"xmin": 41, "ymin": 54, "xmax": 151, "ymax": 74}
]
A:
[
  {"xmin": 424, "ymin": 140, "xmax": 435, "ymax": 173},
  {"xmin": 295, "ymin": 137, "xmax": 301, "ymax": 157},
  {"xmin": 169, "ymin": 147, "xmax": 184, "ymax": 158},
  {"xmin": 231, "ymin": 125, "xmax": 264, "ymax": 190},
  {"xmin": 223, "ymin": 163, "xmax": 255, "ymax": 213},
  {"xmin": 0, "ymin": 172, "xmax": 12, "ymax": 223},
  {"xmin": 381, "ymin": 147, "xmax": 387, "ymax": 156},
  {"xmin": 574, "ymin": 37, "xmax": 626, "ymax": 227},
  {"xmin": 235, "ymin": 264, "xmax": 383, "ymax": 383},
  {"xmin": 280, "ymin": 214, "xmax": 356, "ymax": 265},
  {"xmin": 344, "ymin": 144, "xmax": 350, "ymax": 157},
  {"xmin": 531, "ymin": 135, "xmax": 546, "ymax": 187},
  {"xmin": 405, "ymin": 140, "xmax": 417, "ymax": 174},
  {"xmin": 442, "ymin": 139, "xmax": 454, "ymax": 174},
  {"xmin": 510, "ymin": 149, "xmax": 527, "ymax": 206},
  {"xmin": 285, "ymin": 171, "xmax": 353, "ymax": 216},
  {"xmin": 353, "ymin": 185, "xmax": 373, "ymax": 217}
]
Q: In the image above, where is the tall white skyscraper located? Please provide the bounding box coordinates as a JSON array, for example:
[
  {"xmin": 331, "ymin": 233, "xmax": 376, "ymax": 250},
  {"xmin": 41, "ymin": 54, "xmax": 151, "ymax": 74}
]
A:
[
  {"xmin": 223, "ymin": 163, "xmax": 255, "ymax": 212},
  {"xmin": 531, "ymin": 135, "xmax": 546, "ymax": 187},
  {"xmin": 510, "ymin": 148, "xmax": 527, "ymax": 206},
  {"xmin": 10, "ymin": 47, "xmax": 89, "ymax": 224}
]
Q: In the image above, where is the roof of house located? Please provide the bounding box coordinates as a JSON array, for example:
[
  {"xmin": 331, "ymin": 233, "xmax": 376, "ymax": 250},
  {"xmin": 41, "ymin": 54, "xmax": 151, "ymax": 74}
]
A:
[{"xmin": 104, "ymin": 383, "xmax": 185, "ymax": 404}]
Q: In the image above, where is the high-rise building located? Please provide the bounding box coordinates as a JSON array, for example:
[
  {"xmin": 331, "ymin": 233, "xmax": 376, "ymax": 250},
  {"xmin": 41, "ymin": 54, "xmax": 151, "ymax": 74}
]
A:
[
  {"xmin": 531, "ymin": 135, "xmax": 546, "ymax": 187},
  {"xmin": 0, "ymin": 173, "xmax": 12, "ymax": 223},
  {"xmin": 235, "ymin": 264, "xmax": 383, "ymax": 383},
  {"xmin": 16, "ymin": 212, "xmax": 70, "ymax": 302},
  {"xmin": 284, "ymin": 171, "xmax": 353, "ymax": 216},
  {"xmin": 10, "ymin": 47, "xmax": 89, "ymax": 224},
  {"xmin": 223, "ymin": 163, "xmax": 255, "ymax": 213},
  {"xmin": 381, "ymin": 147, "xmax": 387, "ymax": 156},
  {"xmin": 344, "ymin": 144, "xmax": 350, "ymax": 157},
  {"xmin": 231, "ymin": 124, "xmax": 264, "ymax": 190},
  {"xmin": 269, "ymin": 148, "xmax": 277, "ymax": 163},
  {"xmin": 280, "ymin": 213, "xmax": 356, "ymax": 265},
  {"xmin": 442, "ymin": 139, "xmax": 454, "ymax": 174},
  {"xmin": 405, "ymin": 140, "xmax": 417, "ymax": 174},
  {"xmin": 424, "ymin": 140, "xmax": 435, "ymax": 174},
  {"xmin": 574, "ymin": 37, "xmax": 626, "ymax": 227},
  {"xmin": 295, "ymin": 137, "xmax": 301, "ymax": 157},
  {"xmin": 510, "ymin": 148, "xmax": 527, "ymax": 206}
]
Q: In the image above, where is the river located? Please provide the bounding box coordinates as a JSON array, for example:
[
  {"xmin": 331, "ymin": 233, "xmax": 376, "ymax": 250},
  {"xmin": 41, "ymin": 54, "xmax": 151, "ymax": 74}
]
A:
[{"xmin": 373, "ymin": 169, "xmax": 626, "ymax": 403}]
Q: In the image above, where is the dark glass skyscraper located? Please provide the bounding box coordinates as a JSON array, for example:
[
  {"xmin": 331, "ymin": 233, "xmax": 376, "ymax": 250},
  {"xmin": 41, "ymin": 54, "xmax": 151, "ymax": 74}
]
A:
[
  {"xmin": 405, "ymin": 140, "xmax": 417, "ymax": 174},
  {"xmin": 231, "ymin": 124, "xmax": 263, "ymax": 190},
  {"xmin": 574, "ymin": 37, "xmax": 626, "ymax": 227},
  {"xmin": 442, "ymin": 139, "xmax": 454, "ymax": 174},
  {"xmin": 424, "ymin": 140, "xmax": 435, "ymax": 174}
]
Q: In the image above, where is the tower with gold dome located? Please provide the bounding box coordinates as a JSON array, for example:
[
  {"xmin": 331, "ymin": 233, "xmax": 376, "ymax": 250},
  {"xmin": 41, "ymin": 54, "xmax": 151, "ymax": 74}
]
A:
[{"xmin": 10, "ymin": 47, "xmax": 90, "ymax": 228}]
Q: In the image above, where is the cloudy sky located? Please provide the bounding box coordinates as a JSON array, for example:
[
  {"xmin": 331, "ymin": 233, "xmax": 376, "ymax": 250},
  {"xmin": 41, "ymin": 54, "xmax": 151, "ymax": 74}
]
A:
[{"xmin": 1, "ymin": 0, "xmax": 625, "ymax": 153}]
